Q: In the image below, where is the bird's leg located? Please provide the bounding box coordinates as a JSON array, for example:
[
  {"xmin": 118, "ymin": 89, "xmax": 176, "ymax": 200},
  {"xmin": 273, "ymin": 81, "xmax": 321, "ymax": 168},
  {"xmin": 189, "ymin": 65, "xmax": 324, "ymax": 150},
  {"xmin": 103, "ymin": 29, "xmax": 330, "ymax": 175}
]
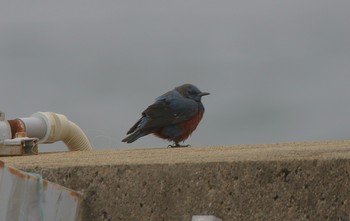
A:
[{"xmin": 167, "ymin": 142, "xmax": 191, "ymax": 148}]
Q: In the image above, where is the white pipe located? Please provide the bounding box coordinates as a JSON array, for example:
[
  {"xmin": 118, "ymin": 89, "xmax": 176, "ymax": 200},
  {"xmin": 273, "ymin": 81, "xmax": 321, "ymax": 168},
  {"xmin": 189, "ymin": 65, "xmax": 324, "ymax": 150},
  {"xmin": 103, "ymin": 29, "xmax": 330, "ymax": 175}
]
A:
[
  {"xmin": 29, "ymin": 112, "xmax": 92, "ymax": 151},
  {"xmin": 0, "ymin": 111, "xmax": 5, "ymax": 121},
  {"xmin": 0, "ymin": 112, "xmax": 92, "ymax": 151},
  {"xmin": 63, "ymin": 121, "xmax": 92, "ymax": 151},
  {"xmin": 0, "ymin": 111, "xmax": 10, "ymax": 141},
  {"xmin": 19, "ymin": 117, "xmax": 47, "ymax": 139},
  {"xmin": 0, "ymin": 121, "xmax": 11, "ymax": 141}
]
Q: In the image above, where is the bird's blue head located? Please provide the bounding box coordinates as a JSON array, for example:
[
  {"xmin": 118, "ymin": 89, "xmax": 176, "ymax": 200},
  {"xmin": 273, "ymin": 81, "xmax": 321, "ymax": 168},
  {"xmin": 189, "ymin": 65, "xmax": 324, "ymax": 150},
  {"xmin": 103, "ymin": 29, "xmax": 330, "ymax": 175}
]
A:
[{"xmin": 176, "ymin": 84, "xmax": 210, "ymax": 102}]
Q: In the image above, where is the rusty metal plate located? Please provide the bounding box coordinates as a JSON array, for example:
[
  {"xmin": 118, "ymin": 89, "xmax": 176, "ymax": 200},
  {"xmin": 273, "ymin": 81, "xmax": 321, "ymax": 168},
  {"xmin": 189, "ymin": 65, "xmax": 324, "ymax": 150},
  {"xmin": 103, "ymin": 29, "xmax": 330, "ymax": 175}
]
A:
[{"xmin": 0, "ymin": 161, "xmax": 82, "ymax": 221}]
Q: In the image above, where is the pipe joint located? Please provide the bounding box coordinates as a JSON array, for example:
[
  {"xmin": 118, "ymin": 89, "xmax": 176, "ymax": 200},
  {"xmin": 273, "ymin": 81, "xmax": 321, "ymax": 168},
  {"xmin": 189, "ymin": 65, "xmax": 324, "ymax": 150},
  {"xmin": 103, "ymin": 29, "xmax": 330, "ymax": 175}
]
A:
[{"xmin": 0, "ymin": 112, "xmax": 92, "ymax": 152}]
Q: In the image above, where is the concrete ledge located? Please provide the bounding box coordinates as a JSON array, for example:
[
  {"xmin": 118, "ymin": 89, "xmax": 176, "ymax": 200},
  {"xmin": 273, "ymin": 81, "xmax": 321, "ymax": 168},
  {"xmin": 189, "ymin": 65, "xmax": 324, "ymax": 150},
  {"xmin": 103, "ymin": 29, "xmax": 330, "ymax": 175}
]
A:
[{"xmin": 2, "ymin": 141, "xmax": 350, "ymax": 220}]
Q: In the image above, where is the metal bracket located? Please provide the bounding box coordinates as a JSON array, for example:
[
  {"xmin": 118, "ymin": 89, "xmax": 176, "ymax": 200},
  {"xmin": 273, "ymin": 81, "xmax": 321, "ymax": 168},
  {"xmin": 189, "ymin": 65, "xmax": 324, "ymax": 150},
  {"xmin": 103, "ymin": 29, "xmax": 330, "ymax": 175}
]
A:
[{"xmin": 0, "ymin": 137, "xmax": 39, "ymax": 156}]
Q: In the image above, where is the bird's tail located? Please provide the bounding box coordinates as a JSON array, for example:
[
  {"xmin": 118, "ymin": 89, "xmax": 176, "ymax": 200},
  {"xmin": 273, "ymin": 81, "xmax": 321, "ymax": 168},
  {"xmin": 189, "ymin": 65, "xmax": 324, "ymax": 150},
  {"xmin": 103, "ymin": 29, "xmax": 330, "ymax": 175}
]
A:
[{"xmin": 122, "ymin": 131, "xmax": 145, "ymax": 143}]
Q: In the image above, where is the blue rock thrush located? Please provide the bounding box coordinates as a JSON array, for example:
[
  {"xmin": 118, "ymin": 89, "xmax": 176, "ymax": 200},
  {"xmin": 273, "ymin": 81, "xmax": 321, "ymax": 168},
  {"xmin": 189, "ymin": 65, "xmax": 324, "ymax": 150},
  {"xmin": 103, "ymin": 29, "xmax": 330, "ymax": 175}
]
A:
[{"xmin": 122, "ymin": 84, "xmax": 210, "ymax": 147}]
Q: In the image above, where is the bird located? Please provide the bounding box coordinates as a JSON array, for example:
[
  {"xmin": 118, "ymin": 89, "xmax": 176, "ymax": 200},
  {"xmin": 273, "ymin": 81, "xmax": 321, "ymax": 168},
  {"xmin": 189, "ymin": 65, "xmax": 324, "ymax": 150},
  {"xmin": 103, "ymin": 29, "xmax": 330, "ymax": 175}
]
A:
[{"xmin": 122, "ymin": 84, "xmax": 209, "ymax": 147}]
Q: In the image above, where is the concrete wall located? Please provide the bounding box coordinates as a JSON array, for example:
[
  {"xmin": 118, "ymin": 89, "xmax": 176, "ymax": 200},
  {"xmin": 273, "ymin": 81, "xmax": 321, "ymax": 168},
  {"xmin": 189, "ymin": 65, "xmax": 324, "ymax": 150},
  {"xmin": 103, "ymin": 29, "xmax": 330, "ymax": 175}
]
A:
[{"xmin": 2, "ymin": 141, "xmax": 350, "ymax": 221}]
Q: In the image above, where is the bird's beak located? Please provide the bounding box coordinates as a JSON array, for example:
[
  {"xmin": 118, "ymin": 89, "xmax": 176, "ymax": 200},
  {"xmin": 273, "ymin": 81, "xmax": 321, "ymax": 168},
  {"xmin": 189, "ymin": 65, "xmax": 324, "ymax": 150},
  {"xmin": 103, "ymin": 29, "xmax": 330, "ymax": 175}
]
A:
[{"xmin": 199, "ymin": 92, "xmax": 210, "ymax": 96}]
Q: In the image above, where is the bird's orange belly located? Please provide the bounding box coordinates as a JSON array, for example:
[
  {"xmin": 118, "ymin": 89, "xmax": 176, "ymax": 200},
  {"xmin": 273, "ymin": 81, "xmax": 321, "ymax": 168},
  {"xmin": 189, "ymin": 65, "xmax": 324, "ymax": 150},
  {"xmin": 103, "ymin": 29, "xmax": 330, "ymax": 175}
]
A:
[{"xmin": 177, "ymin": 112, "xmax": 204, "ymax": 141}]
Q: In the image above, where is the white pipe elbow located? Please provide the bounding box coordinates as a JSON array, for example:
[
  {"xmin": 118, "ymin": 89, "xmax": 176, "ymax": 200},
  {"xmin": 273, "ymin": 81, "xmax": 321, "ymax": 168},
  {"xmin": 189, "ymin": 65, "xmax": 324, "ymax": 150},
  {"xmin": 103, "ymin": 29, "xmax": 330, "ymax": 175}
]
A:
[
  {"xmin": 62, "ymin": 121, "xmax": 92, "ymax": 151},
  {"xmin": 28, "ymin": 112, "xmax": 92, "ymax": 151}
]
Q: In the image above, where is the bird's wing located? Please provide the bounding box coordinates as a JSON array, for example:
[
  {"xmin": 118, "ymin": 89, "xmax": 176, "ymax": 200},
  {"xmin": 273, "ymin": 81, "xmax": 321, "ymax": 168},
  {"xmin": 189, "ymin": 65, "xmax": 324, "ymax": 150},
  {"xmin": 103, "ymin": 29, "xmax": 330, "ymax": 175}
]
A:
[{"xmin": 140, "ymin": 96, "xmax": 199, "ymax": 131}]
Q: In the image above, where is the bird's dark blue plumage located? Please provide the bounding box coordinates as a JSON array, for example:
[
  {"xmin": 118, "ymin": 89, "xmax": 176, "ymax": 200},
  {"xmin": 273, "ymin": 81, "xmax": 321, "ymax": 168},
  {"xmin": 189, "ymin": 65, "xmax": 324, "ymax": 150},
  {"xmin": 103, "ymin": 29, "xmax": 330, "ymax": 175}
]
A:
[{"xmin": 122, "ymin": 84, "xmax": 209, "ymax": 147}]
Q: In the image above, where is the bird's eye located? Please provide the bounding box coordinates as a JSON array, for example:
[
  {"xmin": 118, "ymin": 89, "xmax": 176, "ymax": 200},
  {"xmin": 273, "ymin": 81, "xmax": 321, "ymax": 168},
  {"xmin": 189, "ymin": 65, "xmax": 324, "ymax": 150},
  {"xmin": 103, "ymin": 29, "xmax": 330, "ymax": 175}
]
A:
[{"xmin": 188, "ymin": 90, "xmax": 196, "ymax": 95}]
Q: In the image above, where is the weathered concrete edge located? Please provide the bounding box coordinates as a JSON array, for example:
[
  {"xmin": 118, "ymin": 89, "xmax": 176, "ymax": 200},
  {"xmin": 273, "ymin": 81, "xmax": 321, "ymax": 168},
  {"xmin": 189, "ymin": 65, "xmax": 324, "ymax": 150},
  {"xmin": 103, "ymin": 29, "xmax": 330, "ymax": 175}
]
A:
[
  {"xmin": 1, "ymin": 140, "xmax": 350, "ymax": 221},
  {"xmin": 3, "ymin": 140, "xmax": 350, "ymax": 169}
]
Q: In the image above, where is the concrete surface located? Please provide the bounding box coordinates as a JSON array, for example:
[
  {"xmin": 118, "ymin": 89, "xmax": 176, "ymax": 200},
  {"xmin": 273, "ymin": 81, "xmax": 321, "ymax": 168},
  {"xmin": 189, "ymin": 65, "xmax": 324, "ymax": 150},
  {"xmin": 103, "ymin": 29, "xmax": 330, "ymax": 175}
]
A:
[{"xmin": 2, "ymin": 140, "xmax": 350, "ymax": 221}]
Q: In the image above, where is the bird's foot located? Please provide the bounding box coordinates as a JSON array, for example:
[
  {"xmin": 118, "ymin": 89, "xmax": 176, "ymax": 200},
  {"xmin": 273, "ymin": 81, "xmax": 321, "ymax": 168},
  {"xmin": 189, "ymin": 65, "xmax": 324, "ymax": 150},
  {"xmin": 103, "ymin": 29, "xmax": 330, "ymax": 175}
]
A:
[{"xmin": 167, "ymin": 142, "xmax": 191, "ymax": 148}]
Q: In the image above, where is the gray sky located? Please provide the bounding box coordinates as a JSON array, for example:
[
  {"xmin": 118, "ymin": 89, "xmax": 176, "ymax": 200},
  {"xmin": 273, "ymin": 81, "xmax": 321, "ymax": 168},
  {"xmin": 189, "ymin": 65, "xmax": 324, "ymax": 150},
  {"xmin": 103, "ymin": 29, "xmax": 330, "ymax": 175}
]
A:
[{"xmin": 1, "ymin": 1, "xmax": 350, "ymax": 151}]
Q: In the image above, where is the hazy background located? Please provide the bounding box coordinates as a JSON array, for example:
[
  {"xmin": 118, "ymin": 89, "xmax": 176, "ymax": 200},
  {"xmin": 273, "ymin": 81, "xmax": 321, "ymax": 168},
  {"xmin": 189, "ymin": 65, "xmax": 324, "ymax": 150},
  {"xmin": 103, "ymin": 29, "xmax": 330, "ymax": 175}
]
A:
[{"xmin": 1, "ymin": 1, "xmax": 350, "ymax": 151}]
